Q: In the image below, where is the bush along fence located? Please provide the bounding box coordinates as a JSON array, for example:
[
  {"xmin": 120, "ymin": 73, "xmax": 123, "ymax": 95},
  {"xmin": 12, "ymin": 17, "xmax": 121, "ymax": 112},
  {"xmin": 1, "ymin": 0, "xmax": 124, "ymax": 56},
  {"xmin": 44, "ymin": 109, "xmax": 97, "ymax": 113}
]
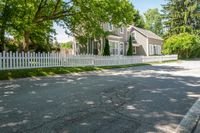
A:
[{"xmin": 0, "ymin": 51, "xmax": 178, "ymax": 70}]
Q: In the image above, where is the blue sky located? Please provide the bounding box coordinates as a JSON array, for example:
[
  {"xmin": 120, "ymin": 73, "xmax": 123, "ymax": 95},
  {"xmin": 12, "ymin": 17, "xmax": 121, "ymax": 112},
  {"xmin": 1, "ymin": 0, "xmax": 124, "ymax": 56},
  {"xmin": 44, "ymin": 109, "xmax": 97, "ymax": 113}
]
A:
[
  {"xmin": 55, "ymin": 0, "xmax": 166, "ymax": 43},
  {"xmin": 131, "ymin": 0, "xmax": 166, "ymax": 13}
]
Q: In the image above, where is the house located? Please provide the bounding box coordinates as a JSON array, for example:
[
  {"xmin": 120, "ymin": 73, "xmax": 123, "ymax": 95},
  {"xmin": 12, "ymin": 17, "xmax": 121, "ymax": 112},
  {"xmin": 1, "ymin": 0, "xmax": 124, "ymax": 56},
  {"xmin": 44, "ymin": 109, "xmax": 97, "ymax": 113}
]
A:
[{"xmin": 74, "ymin": 24, "xmax": 163, "ymax": 56}]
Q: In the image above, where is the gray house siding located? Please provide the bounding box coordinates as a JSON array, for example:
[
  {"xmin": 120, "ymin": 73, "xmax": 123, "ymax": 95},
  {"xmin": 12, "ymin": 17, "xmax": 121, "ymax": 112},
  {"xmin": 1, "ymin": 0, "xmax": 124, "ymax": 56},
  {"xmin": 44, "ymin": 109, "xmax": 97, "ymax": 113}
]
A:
[
  {"xmin": 134, "ymin": 31, "xmax": 148, "ymax": 56},
  {"xmin": 148, "ymin": 38, "xmax": 163, "ymax": 55},
  {"xmin": 148, "ymin": 38, "xmax": 163, "ymax": 45}
]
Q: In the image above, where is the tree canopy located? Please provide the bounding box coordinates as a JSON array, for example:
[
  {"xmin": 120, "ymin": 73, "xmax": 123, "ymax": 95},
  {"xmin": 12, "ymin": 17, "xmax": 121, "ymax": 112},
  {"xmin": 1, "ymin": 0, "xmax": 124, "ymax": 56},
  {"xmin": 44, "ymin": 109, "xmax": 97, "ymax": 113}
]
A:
[
  {"xmin": 0, "ymin": 0, "xmax": 136, "ymax": 52},
  {"xmin": 163, "ymin": 33, "xmax": 200, "ymax": 59},
  {"xmin": 161, "ymin": 0, "xmax": 200, "ymax": 58},
  {"xmin": 144, "ymin": 8, "xmax": 163, "ymax": 36},
  {"xmin": 133, "ymin": 10, "xmax": 145, "ymax": 28},
  {"xmin": 162, "ymin": 0, "xmax": 200, "ymax": 38}
]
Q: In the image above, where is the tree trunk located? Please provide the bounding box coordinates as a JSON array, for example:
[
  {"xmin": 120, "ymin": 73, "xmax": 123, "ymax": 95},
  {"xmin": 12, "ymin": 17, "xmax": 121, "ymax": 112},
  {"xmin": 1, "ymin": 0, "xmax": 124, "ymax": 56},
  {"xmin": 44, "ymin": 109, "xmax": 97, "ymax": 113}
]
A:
[
  {"xmin": 23, "ymin": 31, "xmax": 30, "ymax": 52},
  {"xmin": 0, "ymin": 28, "xmax": 5, "ymax": 52}
]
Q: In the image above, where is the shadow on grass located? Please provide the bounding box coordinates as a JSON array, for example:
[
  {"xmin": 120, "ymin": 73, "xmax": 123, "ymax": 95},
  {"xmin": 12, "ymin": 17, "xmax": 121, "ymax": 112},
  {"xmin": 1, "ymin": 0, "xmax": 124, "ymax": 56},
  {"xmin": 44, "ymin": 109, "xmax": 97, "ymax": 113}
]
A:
[{"xmin": 0, "ymin": 63, "xmax": 152, "ymax": 80}]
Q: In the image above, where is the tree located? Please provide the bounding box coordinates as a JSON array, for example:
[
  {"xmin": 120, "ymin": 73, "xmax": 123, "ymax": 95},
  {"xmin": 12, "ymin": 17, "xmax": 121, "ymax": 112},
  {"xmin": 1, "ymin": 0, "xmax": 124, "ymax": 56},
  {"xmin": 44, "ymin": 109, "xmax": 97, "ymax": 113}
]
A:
[
  {"xmin": 162, "ymin": 0, "xmax": 200, "ymax": 38},
  {"xmin": 70, "ymin": 0, "xmax": 136, "ymax": 43},
  {"xmin": 133, "ymin": 10, "xmax": 145, "ymax": 28},
  {"xmin": 103, "ymin": 38, "xmax": 110, "ymax": 56},
  {"xmin": 127, "ymin": 35, "xmax": 133, "ymax": 56},
  {"xmin": 144, "ymin": 8, "xmax": 163, "ymax": 36},
  {"xmin": 0, "ymin": 0, "xmax": 17, "ymax": 51},
  {"xmin": 0, "ymin": 0, "xmax": 136, "ymax": 52},
  {"xmin": 163, "ymin": 33, "xmax": 200, "ymax": 59},
  {"xmin": 12, "ymin": 0, "xmax": 70, "ymax": 51}
]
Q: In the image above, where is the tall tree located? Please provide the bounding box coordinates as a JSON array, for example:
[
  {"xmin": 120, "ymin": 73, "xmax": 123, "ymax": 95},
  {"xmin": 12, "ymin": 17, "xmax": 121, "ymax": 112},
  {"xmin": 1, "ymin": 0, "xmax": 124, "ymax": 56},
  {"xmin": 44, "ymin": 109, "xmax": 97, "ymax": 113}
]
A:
[
  {"xmin": 5, "ymin": 0, "xmax": 135, "ymax": 52},
  {"xmin": 133, "ymin": 10, "xmax": 145, "ymax": 28},
  {"xmin": 144, "ymin": 8, "xmax": 163, "ymax": 36},
  {"xmin": 162, "ymin": 0, "xmax": 200, "ymax": 38},
  {"xmin": 103, "ymin": 38, "xmax": 110, "ymax": 56},
  {"xmin": 127, "ymin": 35, "xmax": 133, "ymax": 56},
  {"xmin": 11, "ymin": 0, "xmax": 72, "ymax": 51},
  {"xmin": 69, "ymin": 0, "xmax": 136, "ymax": 43},
  {"xmin": 0, "ymin": 0, "xmax": 135, "ymax": 52}
]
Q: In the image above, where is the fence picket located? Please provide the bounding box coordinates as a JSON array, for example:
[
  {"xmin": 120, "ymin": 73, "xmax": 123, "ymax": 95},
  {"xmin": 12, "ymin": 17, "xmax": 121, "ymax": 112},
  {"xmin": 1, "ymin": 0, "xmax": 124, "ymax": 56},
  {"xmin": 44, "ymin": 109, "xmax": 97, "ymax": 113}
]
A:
[
  {"xmin": 27, "ymin": 52, "xmax": 30, "ymax": 68},
  {"xmin": 6, "ymin": 52, "xmax": 9, "ymax": 69},
  {"xmin": 9, "ymin": 51, "xmax": 12, "ymax": 69}
]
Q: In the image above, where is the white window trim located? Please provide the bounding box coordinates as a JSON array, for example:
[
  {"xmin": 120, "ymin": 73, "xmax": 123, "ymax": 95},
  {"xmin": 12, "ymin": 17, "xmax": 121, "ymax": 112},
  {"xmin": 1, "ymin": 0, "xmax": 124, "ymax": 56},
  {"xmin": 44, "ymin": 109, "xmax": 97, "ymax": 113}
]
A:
[
  {"xmin": 109, "ymin": 40, "xmax": 124, "ymax": 56},
  {"xmin": 119, "ymin": 42, "xmax": 124, "ymax": 55},
  {"xmin": 120, "ymin": 27, "xmax": 124, "ymax": 34},
  {"xmin": 149, "ymin": 44, "xmax": 162, "ymax": 55}
]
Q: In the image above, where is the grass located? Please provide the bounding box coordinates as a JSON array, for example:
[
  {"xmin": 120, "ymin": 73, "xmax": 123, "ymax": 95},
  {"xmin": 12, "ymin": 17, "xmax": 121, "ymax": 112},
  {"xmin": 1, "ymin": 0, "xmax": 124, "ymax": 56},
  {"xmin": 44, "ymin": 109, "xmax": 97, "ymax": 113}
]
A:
[{"xmin": 0, "ymin": 60, "xmax": 177, "ymax": 80}]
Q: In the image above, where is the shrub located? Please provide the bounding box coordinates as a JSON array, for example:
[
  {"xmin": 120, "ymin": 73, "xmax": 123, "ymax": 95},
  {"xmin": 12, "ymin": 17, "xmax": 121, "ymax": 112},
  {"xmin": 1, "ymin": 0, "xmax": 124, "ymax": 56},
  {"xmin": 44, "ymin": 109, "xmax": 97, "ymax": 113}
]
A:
[
  {"xmin": 163, "ymin": 33, "xmax": 200, "ymax": 59},
  {"xmin": 61, "ymin": 42, "xmax": 73, "ymax": 49},
  {"xmin": 35, "ymin": 43, "xmax": 51, "ymax": 53},
  {"xmin": 6, "ymin": 43, "xmax": 18, "ymax": 52},
  {"xmin": 127, "ymin": 35, "xmax": 133, "ymax": 56},
  {"xmin": 103, "ymin": 38, "xmax": 110, "ymax": 56}
]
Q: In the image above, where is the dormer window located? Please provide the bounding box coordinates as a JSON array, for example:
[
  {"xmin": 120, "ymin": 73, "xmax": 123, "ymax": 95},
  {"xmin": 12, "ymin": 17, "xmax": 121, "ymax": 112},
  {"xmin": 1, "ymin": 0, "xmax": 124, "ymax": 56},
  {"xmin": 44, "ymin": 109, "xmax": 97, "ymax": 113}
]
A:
[
  {"xmin": 120, "ymin": 27, "xmax": 124, "ymax": 34},
  {"xmin": 108, "ymin": 23, "xmax": 113, "ymax": 31}
]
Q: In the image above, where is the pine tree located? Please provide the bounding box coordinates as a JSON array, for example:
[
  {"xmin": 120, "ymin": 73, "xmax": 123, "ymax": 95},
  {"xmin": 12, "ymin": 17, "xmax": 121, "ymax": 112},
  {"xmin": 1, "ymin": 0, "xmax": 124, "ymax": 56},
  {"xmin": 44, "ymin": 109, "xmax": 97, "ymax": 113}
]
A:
[
  {"xmin": 127, "ymin": 35, "xmax": 133, "ymax": 56},
  {"xmin": 103, "ymin": 38, "xmax": 110, "ymax": 56},
  {"xmin": 162, "ymin": 0, "xmax": 200, "ymax": 38}
]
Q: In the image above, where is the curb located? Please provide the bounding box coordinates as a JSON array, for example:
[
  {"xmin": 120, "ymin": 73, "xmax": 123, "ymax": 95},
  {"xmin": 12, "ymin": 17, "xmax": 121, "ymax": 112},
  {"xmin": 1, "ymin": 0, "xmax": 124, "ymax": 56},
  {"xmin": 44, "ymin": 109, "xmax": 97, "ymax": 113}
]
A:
[{"xmin": 176, "ymin": 98, "xmax": 200, "ymax": 133}]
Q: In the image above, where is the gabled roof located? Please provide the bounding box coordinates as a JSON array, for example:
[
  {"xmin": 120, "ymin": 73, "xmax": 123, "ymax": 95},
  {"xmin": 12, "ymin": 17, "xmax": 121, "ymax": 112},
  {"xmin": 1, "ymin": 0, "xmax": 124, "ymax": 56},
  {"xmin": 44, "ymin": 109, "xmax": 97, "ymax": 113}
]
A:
[{"xmin": 131, "ymin": 26, "xmax": 163, "ymax": 41}]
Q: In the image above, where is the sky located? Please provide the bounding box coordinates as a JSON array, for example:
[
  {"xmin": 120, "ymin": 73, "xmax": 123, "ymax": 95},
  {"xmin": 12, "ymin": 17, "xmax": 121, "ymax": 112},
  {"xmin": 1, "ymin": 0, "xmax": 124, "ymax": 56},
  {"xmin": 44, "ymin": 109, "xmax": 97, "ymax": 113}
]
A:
[
  {"xmin": 54, "ymin": 0, "xmax": 166, "ymax": 43},
  {"xmin": 131, "ymin": 0, "xmax": 166, "ymax": 13}
]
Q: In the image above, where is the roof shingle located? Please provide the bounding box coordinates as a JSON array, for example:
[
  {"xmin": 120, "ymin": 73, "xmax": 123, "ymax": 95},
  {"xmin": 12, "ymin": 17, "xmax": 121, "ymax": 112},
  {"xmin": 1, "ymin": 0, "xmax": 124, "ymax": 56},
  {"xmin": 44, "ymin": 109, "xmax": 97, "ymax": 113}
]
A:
[{"xmin": 132, "ymin": 26, "xmax": 163, "ymax": 40}]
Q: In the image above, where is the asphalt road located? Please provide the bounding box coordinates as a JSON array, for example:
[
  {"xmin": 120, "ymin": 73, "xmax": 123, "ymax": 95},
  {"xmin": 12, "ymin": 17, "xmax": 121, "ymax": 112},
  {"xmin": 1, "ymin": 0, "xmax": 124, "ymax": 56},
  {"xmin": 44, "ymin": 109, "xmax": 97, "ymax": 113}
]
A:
[{"xmin": 0, "ymin": 60, "xmax": 200, "ymax": 133}]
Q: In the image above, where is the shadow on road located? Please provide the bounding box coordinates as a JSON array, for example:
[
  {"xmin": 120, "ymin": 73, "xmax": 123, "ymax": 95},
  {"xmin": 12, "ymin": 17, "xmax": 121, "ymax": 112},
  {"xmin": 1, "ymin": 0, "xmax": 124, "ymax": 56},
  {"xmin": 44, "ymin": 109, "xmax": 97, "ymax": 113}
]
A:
[{"xmin": 0, "ymin": 64, "xmax": 199, "ymax": 132}]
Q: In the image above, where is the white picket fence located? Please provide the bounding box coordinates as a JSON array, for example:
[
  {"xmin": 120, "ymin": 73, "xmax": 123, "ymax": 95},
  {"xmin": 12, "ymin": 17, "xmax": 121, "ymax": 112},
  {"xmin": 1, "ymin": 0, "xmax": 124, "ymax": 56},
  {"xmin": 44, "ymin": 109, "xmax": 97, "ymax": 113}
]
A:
[{"xmin": 0, "ymin": 51, "xmax": 178, "ymax": 70}]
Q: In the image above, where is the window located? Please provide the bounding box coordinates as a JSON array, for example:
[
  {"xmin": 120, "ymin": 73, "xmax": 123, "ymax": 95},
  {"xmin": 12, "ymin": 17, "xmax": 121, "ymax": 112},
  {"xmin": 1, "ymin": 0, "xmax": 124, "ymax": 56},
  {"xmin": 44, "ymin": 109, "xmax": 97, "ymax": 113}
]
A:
[
  {"xmin": 153, "ymin": 45, "xmax": 157, "ymax": 55},
  {"xmin": 110, "ymin": 41, "xmax": 118, "ymax": 55},
  {"xmin": 108, "ymin": 23, "xmax": 113, "ymax": 31},
  {"xmin": 149, "ymin": 44, "xmax": 162, "ymax": 55},
  {"xmin": 150, "ymin": 44, "xmax": 162, "ymax": 55},
  {"xmin": 109, "ymin": 41, "xmax": 123, "ymax": 55},
  {"xmin": 120, "ymin": 27, "xmax": 124, "ymax": 34},
  {"xmin": 157, "ymin": 45, "xmax": 162, "ymax": 55},
  {"xmin": 150, "ymin": 44, "xmax": 154, "ymax": 55},
  {"xmin": 133, "ymin": 46, "xmax": 136, "ymax": 54}
]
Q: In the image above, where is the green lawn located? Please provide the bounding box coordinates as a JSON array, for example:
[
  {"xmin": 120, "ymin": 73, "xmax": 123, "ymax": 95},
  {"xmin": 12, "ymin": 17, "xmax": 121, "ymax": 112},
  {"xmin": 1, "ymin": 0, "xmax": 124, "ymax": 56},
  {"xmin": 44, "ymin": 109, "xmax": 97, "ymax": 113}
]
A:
[{"xmin": 0, "ymin": 61, "xmax": 177, "ymax": 80}]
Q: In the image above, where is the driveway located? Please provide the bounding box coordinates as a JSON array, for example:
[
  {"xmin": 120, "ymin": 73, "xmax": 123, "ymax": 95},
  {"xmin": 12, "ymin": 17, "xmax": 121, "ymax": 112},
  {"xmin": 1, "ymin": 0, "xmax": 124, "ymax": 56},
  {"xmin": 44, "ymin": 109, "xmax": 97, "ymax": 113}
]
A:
[{"xmin": 0, "ymin": 60, "xmax": 200, "ymax": 133}]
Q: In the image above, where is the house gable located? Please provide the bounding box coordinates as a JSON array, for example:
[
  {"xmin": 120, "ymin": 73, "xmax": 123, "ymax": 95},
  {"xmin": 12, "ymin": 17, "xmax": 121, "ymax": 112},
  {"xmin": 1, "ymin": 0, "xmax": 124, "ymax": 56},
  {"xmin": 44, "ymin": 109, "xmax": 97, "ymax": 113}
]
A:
[
  {"xmin": 132, "ymin": 26, "xmax": 163, "ymax": 41},
  {"xmin": 133, "ymin": 29, "xmax": 148, "ymax": 56}
]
